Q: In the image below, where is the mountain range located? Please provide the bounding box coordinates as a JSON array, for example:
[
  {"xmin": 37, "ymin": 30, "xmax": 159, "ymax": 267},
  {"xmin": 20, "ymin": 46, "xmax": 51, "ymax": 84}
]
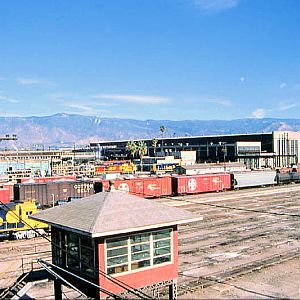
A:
[{"xmin": 1, "ymin": 113, "xmax": 300, "ymax": 149}]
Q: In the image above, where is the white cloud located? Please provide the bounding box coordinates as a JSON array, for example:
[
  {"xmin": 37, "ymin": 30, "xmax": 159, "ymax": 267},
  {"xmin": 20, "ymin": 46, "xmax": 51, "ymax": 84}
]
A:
[
  {"xmin": 251, "ymin": 108, "xmax": 266, "ymax": 119},
  {"xmin": 0, "ymin": 112, "xmax": 22, "ymax": 117},
  {"xmin": 280, "ymin": 82, "xmax": 287, "ymax": 89},
  {"xmin": 66, "ymin": 103, "xmax": 109, "ymax": 116},
  {"xmin": 17, "ymin": 78, "xmax": 40, "ymax": 85},
  {"xmin": 278, "ymin": 101, "xmax": 299, "ymax": 111},
  {"xmin": 293, "ymin": 84, "xmax": 300, "ymax": 91},
  {"xmin": 49, "ymin": 93, "xmax": 77, "ymax": 99},
  {"xmin": 17, "ymin": 77, "xmax": 54, "ymax": 86},
  {"xmin": 92, "ymin": 94, "xmax": 170, "ymax": 104},
  {"xmin": 192, "ymin": 0, "xmax": 239, "ymax": 12},
  {"xmin": 0, "ymin": 95, "xmax": 18, "ymax": 103},
  {"xmin": 205, "ymin": 98, "xmax": 231, "ymax": 106},
  {"xmin": 240, "ymin": 76, "xmax": 245, "ymax": 82},
  {"xmin": 68, "ymin": 103, "xmax": 94, "ymax": 111}
]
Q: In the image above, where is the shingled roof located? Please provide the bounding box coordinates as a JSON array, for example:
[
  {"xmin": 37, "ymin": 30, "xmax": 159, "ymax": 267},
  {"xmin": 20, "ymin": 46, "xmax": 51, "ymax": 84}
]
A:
[{"xmin": 30, "ymin": 191, "xmax": 202, "ymax": 237}]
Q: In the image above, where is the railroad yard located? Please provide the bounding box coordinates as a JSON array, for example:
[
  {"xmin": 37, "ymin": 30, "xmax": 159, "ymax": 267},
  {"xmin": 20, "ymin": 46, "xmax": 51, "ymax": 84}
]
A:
[{"xmin": 1, "ymin": 184, "xmax": 300, "ymax": 298}]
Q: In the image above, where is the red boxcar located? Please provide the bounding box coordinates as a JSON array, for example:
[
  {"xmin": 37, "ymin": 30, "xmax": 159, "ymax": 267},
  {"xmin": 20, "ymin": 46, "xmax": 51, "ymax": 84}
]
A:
[
  {"xmin": 113, "ymin": 176, "xmax": 172, "ymax": 198},
  {"xmin": 0, "ymin": 188, "xmax": 10, "ymax": 204},
  {"xmin": 172, "ymin": 173, "xmax": 231, "ymax": 195},
  {"xmin": 94, "ymin": 176, "xmax": 172, "ymax": 198},
  {"xmin": 1, "ymin": 183, "xmax": 14, "ymax": 201}
]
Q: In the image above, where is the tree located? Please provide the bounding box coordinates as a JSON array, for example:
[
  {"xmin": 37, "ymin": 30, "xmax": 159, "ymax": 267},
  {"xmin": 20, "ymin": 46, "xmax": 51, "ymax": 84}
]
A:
[
  {"xmin": 137, "ymin": 141, "xmax": 147, "ymax": 172},
  {"xmin": 159, "ymin": 125, "xmax": 166, "ymax": 155},
  {"xmin": 125, "ymin": 141, "xmax": 137, "ymax": 160},
  {"xmin": 159, "ymin": 125, "xmax": 166, "ymax": 137},
  {"xmin": 151, "ymin": 138, "xmax": 158, "ymax": 156}
]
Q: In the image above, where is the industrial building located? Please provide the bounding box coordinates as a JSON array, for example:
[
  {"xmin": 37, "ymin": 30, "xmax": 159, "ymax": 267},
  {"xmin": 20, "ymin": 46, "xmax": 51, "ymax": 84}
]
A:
[
  {"xmin": 90, "ymin": 131, "xmax": 300, "ymax": 169},
  {"xmin": 0, "ymin": 148, "xmax": 96, "ymax": 179}
]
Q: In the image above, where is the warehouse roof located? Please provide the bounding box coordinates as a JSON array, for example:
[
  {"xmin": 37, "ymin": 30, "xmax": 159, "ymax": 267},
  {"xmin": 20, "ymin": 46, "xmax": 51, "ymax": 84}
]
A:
[
  {"xmin": 30, "ymin": 191, "xmax": 202, "ymax": 238},
  {"xmin": 179, "ymin": 162, "xmax": 245, "ymax": 170}
]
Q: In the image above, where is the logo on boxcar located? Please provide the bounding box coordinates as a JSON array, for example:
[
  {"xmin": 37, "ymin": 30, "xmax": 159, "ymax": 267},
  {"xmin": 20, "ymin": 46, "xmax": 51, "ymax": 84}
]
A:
[
  {"xmin": 74, "ymin": 183, "xmax": 93, "ymax": 193},
  {"xmin": 212, "ymin": 177, "xmax": 222, "ymax": 184},
  {"xmin": 188, "ymin": 178, "xmax": 197, "ymax": 191},
  {"xmin": 147, "ymin": 184, "xmax": 159, "ymax": 191},
  {"xmin": 118, "ymin": 183, "xmax": 129, "ymax": 193}
]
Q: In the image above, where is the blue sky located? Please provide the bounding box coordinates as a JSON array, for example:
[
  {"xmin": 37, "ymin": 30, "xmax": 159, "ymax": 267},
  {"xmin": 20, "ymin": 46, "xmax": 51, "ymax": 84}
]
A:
[{"xmin": 0, "ymin": 0, "xmax": 299, "ymax": 120}]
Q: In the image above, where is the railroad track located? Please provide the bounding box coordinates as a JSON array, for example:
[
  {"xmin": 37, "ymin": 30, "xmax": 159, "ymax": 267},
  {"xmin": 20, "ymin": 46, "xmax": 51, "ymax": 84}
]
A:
[
  {"xmin": 0, "ymin": 239, "xmax": 50, "ymax": 256},
  {"xmin": 179, "ymin": 217, "xmax": 300, "ymax": 246},
  {"xmin": 0, "ymin": 250, "xmax": 51, "ymax": 263},
  {"xmin": 166, "ymin": 194, "xmax": 300, "ymax": 214},
  {"xmin": 160, "ymin": 184, "xmax": 300, "ymax": 207},
  {"xmin": 155, "ymin": 185, "xmax": 300, "ymax": 296},
  {"xmin": 178, "ymin": 248, "xmax": 300, "ymax": 296}
]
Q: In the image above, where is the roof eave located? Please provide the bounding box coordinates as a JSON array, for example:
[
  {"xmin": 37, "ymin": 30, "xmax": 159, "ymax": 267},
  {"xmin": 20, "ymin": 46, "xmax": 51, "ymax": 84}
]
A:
[
  {"xmin": 29, "ymin": 216, "xmax": 93, "ymax": 237},
  {"xmin": 91, "ymin": 216, "xmax": 203, "ymax": 238},
  {"xmin": 30, "ymin": 214, "xmax": 203, "ymax": 239}
]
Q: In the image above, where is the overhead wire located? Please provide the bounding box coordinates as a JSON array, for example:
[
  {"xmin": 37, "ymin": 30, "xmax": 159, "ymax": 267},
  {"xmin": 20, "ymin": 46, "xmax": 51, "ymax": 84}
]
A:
[
  {"xmin": 2, "ymin": 183, "xmax": 299, "ymax": 298},
  {"xmin": 0, "ymin": 199, "xmax": 151, "ymax": 299},
  {"xmin": 180, "ymin": 273, "xmax": 279, "ymax": 299},
  {"xmin": 38, "ymin": 259, "xmax": 124, "ymax": 300},
  {"xmin": 177, "ymin": 197, "xmax": 300, "ymax": 218}
]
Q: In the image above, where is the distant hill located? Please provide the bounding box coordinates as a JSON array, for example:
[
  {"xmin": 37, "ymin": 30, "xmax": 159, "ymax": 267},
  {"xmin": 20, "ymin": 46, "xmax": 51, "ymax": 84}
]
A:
[{"xmin": 0, "ymin": 113, "xmax": 300, "ymax": 148}]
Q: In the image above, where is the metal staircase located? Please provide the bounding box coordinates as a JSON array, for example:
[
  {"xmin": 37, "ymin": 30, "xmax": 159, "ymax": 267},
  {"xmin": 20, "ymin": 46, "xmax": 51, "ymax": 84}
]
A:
[{"xmin": 0, "ymin": 273, "xmax": 31, "ymax": 299}]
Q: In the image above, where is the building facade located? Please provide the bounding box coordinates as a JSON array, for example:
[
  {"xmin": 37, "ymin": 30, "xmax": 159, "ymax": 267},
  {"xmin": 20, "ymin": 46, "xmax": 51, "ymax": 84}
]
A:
[{"xmin": 91, "ymin": 131, "xmax": 300, "ymax": 169}]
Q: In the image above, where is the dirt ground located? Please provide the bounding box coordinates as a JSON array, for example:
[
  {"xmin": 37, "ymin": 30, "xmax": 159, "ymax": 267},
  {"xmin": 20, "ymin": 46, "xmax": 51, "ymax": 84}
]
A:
[
  {"xmin": 180, "ymin": 255, "xmax": 300, "ymax": 299},
  {"xmin": 26, "ymin": 256, "xmax": 300, "ymax": 299}
]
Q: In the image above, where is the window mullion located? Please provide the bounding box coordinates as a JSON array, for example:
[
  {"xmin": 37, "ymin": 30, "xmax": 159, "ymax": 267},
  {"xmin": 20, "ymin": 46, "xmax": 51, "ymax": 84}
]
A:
[
  {"xmin": 150, "ymin": 232, "xmax": 154, "ymax": 267},
  {"xmin": 128, "ymin": 237, "xmax": 131, "ymax": 272},
  {"xmin": 79, "ymin": 237, "xmax": 82, "ymax": 270}
]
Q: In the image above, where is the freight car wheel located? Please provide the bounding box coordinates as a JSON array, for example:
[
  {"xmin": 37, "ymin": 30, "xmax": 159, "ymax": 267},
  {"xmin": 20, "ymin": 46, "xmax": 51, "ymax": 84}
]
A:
[
  {"xmin": 13, "ymin": 231, "xmax": 27, "ymax": 240},
  {"xmin": 26, "ymin": 230, "xmax": 36, "ymax": 239}
]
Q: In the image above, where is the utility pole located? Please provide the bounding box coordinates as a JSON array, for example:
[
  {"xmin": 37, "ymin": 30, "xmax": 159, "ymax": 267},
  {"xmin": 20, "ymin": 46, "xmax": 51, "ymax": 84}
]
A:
[
  {"xmin": 1, "ymin": 135, "xmax": 18, "ymax": 171},
  {"xmin": 219, "ymin": 142, "xmax": 227, "ymax": 171},
  {"xmin": 0, "ymin": 134, "xmax": 17, "ymax": 142}
]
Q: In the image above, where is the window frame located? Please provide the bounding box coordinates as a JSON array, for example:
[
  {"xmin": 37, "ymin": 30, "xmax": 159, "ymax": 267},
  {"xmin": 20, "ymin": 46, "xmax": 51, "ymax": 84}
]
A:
[
  {"xmin": 52, "ymin": 229, "xmax": 96, "ymax": 279},
  {"xmin": 105, "ymin": 228, "xmax": 173, "ymax": 276}
]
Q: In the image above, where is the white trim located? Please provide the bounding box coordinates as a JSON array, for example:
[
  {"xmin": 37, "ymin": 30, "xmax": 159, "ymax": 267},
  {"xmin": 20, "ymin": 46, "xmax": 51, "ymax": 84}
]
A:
[
  {"xmin": 30, "ymin": 216, "xmax": 203, "ymax": 238},
  {"xmin": 104, "ymin": 228, "xmax": 173, "ymax": 276},
  {"xmin": 92, "ymin": 217, "xmax": 203, "ymax": 238}
]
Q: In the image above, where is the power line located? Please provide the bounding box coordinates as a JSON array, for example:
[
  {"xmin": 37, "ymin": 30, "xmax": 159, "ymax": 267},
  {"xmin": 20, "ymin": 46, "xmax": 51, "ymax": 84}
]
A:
[
  {"xmin": 0, "ymin": 199, "xmax": 151, "ymax": 299},
  {"xmin": 5, "ymin": 190, "xmax": 297, "ymax": 299},
  {"xmin": 38, "ymin": 259, "xmax": 123, "ymax": 299},
  {"xmin": 180, "ymin": 198, "xmax": 300, "ymax": 218},
  {"xmin": 180, "ymin": 273, "xmax": 279, "ymax": 299}
]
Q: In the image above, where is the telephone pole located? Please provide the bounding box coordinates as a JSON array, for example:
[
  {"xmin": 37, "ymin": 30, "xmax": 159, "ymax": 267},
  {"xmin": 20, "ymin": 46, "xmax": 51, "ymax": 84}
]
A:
[{"xmin": 0, "ymin": 134, "xmax": 17, "ymax": 142}]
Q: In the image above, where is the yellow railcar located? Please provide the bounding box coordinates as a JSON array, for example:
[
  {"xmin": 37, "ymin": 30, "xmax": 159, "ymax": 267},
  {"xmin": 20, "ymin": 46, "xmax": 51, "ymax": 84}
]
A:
[{"xmin": 0, "ymin": 201, "xmax": 48, "ymax": 239}]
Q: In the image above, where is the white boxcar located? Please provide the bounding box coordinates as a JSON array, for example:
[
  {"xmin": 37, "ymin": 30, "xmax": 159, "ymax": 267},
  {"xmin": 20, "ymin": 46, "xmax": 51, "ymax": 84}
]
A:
[{"xmin": 233, "ymin": 170, "xmax": 277, "ymax": 189}]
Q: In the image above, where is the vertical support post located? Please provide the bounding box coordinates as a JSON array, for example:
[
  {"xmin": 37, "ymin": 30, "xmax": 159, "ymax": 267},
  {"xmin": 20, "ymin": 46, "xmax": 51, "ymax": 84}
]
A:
[
  {"xmin": 21, "ymin": 257, "xmax": 24, "ymax": 273},
  {"xmin": 169, "ymin": 279, "xmax": 177, "ymax": 300},
  {"xmin": 152, "ymin": 288, "xmax": 160, "ymax": 299},
  {"xmin": 54, "ymin": 278, "xmax": 62, "ymax": 300}
]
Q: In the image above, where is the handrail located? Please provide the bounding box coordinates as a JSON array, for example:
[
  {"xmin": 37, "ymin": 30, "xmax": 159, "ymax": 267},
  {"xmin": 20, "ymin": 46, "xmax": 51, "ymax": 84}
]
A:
[
  {"xmin": 38, "ymin": 259, "xmax": 124, "ymax": 299},
  {"xmin": 0, "ymin": 269, "xmax": 30, "ymax": 299}
]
